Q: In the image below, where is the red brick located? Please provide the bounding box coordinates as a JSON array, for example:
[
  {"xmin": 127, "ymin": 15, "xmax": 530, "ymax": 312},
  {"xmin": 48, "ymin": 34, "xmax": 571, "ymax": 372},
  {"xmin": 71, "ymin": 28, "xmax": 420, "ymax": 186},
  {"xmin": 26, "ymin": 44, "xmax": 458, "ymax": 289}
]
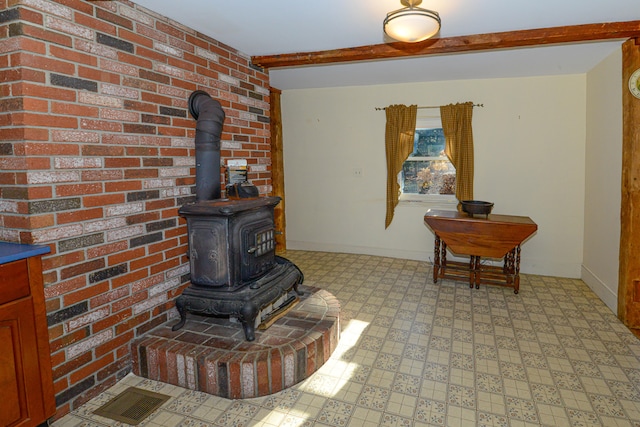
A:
[
  {"xmin": 78, "ymin": 66, "xmax": 120, "ymax": 85},
  {"xmin": 158, "ymin": 126, "xmax": 186, "ymax": 137},
  {"xmin": 83, "ymin": 193, "xmax": 125, "ymax": 207},
  {"xmin": 124, "ymin": 169, "xmax": 157, "ymax": 179},
  {"xmin": 89, "ymin": 285, "xmax": 130, "ymax": 309},
  {"xmin": 10, "ymin": 112, "xmax": 77, "ymax": 128},
  {"xmin": 49, "ymin": 328, "xmax": 88, "ymax": 353},
  {"xmin": 126, "ymin": 146, "xmax": 159, "ymax": 157},
  {"xmin": 117, "ymin": 51, "xmax": 152, "ymax": 69},
  {"xmin": 155, "ymin": 21, "xmax": 184, "ymax": 39},
  {"xmin": 44, "ymin": 276, "xmax": 86, "ymax": 299},
  {"xmin": 49, "ymin": 45, "xmax": 98, "ymax": 67},
  {"xmin": 49, "ymin": 348, "xmax": 66, "ymax": 369},
  {"xmin": 141, "ymin": 91, "xmax": 172, "ymax": 106},
  {"xmin": 150, "ymin": 258, "xmax": 180, "ymax": 275},
  {"xmin": 122, "ymin": 76, "xmax": 157, "ymax": 92},
  {"xmin": 69, "ymin": 353, "xmax": 116, "ymax": 385},
  {"xmin": 53, "ymin": 352, "xmax": 93, "ymax": 380},
  {"xmin": 51, "ymin": 102, "xmax": 99, "ymax": 117},
  {"xmin": 56, "ymin": 183, "xmax": 102, "ymax": 197},
  {"xmin": 93, "ymin": 309, "xmax": 132, "ymax": 333},
  {"xmin": 4, "ymin": 213, "xmax": 54, "ymax": 229},
  {"xmin": 135, "ymin": 23, "xmax": 168, "ymax": 43},
  {"xmin": 145, "ymin": 199, "xmax": 175, "ymax": 212},
  {"xmin": 44, "ymin": 251, "xmax": 86, "ymax": 271},
  {"xmin": 13, "ymin": 82, "xmax": 76, "ymax": 102},
  {"xmin": 57, "ymin": 208, "xmax": 103, "ymax": 225},
  {"xmin": 80, "ymin": 119, "xmax": 122, "ymax": 132},
  {"xmin": 95, "ymin": 330, "xmax": 134, "ymax": 358},
  {"xmin": 130, "ymin": 253, "xmax": 163, "ymax": 272},
  {"xmin": 81, "ymin": 145, "xmax": 124, "ymax": 157},
  {"xmin": 111, "ymin": 290, "xmax": 147, "ymax": 313},
  {"xmin": 63, "ymin": 281, "xmax": 110, "ymax": 306},
  {"xmin": 16, "ymin": 23, "xmax": 73, "ymax": 47},
  {"xmin": 108, "ymin": 247, "xmax": 145, "ymax": 266},
  {"xmin": 126, "ymin": 212, "xmax": 159, "ymax": 225},
  {"xmin": 75, "ymin": 10, "xmax": 119, "ymax": 34},
  {"xmin": 22, "ymin": 142, "xmax": 78, "ymax": 156},
  {"xmin": 136, "ymin": 46, "xmax": 168, "ymax": 63},
  {"xmin": 104, "ymin": 157, "xmax": 140, "ymax": 168},
  {"xmin": 122, "ymin": 99, "xmax": 156, "ymax": 113},
  {"xmin": 81, "ymin": 170, "xmax": 124, "ymax": 182},
  {"xmin": 148, "ymin": 238, "xmax": 179, "ymax": 255},
  {"xmin": 53, "ymin": 377, "xmax": 69, "ymax": 396},
  {"xmin": 114, "ymin": 312, "xmax": 150, "ymax": 335},
  {"xmin": 104, "ymin": 180, "xmax": 141, "ymax": 193},
  {"xmin": 119, "ymin": 27, "xmax": 154, "ymax": 48}
]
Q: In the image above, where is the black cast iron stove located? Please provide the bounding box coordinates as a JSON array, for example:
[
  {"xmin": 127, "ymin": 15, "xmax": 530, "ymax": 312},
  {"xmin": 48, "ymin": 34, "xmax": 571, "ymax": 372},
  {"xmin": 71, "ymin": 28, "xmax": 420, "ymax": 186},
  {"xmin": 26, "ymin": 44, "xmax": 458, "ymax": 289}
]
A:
[{"xmin": 172, "ymin": 91, "xmax": 303, "ymax": 341}]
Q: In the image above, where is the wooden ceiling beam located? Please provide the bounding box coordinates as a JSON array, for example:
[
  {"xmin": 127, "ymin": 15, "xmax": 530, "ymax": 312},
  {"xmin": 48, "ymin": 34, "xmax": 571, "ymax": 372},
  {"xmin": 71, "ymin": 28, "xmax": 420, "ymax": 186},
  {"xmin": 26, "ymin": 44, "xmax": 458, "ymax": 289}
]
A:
[{"xmin": 251, "ymin": 21, "xmax": 640, "ymax": 69}]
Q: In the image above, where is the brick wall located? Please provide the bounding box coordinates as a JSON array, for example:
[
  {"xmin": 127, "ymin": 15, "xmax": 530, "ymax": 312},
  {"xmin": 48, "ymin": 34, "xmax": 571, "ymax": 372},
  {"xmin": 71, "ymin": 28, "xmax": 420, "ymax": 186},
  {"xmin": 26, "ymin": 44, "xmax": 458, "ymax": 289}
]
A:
[{"xmin": 0, "ymin": 0, "xmax": 271, "ymax": 418}]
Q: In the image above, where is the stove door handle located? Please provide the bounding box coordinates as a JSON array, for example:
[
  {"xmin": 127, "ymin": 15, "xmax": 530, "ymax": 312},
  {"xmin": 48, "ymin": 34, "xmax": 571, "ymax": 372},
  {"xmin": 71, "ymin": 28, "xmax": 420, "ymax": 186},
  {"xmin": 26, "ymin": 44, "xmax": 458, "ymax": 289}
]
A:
[{"xmin": 247, "ymin": 246, "xmax": 257, "ymax": 254}]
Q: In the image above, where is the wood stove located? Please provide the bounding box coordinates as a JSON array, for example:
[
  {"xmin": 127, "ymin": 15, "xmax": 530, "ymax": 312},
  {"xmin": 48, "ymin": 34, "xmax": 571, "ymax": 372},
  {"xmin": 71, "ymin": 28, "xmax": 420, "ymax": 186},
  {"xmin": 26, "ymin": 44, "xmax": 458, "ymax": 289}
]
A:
[{"xmin": 172, "ymin": 91, "xmax": 303, "ymax": 341}]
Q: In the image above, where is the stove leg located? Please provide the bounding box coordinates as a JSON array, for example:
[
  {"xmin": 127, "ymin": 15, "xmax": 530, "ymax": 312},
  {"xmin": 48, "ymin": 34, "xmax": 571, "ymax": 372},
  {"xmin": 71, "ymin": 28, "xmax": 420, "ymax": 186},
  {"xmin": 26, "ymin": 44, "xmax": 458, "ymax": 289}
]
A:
[
  {"xmin": 172, "ymin": 295, "xmax": 187, "ymax": 331},
  {"xmin": 293, "ymin": 269, "xmax": 304, "ymax": 296},
  {"xmin": 240, "ymin": 302, "xmax": 259, "ymax": 341}
]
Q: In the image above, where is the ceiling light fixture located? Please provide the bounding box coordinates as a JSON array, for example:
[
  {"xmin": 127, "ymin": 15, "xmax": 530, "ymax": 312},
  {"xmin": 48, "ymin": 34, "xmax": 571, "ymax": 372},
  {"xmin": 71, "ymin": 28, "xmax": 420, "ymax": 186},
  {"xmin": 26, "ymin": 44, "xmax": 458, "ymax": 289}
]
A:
[{"xmin": 383, "ymin": 0, "xmax": 441, "ymax": 43}]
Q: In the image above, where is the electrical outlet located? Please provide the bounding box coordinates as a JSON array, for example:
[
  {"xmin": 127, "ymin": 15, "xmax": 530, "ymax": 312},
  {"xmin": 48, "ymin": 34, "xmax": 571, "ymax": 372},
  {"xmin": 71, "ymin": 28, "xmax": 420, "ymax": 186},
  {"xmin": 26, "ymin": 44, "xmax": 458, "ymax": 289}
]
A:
[{"xmin": 353, "ymin": 168, "xmax": 363, "ymax": 177}]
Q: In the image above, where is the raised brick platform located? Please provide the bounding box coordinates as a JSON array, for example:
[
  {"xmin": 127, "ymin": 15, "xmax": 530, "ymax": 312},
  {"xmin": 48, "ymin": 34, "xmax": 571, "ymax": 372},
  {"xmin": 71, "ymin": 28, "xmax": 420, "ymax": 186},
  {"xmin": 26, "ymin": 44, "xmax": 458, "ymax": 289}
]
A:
[{"xmin": 131, "ymin": 286, "xmax": 340, "ymax": 399}]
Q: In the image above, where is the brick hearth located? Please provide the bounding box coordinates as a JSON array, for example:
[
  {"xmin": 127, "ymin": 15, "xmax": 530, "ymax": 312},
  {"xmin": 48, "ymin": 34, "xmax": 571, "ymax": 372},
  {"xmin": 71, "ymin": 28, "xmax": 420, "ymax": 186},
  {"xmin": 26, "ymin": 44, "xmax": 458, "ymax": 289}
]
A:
[{"xmin": 131, "ymin": 286, "xmax": 339, "ymax": 399}]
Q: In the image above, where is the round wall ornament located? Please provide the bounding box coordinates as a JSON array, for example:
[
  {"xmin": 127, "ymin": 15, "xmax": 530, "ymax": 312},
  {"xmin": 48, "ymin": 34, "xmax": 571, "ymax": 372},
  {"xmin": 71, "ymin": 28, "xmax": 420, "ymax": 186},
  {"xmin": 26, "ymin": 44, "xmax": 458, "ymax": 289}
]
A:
[{"xmin": 629, "ymin": 68, "xmax": 640, "ymax": 99}]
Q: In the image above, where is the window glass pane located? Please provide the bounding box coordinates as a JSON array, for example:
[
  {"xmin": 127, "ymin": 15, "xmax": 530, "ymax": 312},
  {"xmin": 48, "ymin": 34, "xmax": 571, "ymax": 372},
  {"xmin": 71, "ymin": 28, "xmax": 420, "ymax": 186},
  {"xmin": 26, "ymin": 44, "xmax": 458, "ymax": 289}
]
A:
[
  {"xmin": 402, "ymin": 160, "xmax": 456, "ymax": 194},
  {"xmin": 410, "ymin": 128, "xmax": 445, "ymax": 157}
]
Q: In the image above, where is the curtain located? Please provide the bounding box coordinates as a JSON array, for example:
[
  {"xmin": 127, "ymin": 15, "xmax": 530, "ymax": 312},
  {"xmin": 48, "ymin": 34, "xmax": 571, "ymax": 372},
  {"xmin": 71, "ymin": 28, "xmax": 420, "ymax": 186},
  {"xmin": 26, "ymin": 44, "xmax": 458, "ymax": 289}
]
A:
[
  {"xmin": 385, "ymin": 104, "xmax": 417, "ymax": 228},
  {"xmin": 440, "ymin": 102, "xmax": 474, "ymax": 206}
]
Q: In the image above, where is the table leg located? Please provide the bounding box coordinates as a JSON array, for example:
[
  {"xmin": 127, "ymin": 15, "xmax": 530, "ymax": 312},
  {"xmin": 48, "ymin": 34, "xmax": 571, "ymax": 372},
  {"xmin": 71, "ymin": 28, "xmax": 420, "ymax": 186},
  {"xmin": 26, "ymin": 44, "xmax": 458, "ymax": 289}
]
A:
[
  {"xmin": 474, "ymin": 256, "xmax": 481, "ymax": 289},
  {"xmin": 468, "ymin": 256, "xmax": 476, "ymax": 288},
  {"xmin": 514, "ymin": 245, "xmax": 522, "ymax": 294},
  {"xmin": 503, "ymin": 250, "xmax": 515, "ymax": 284},
  {"xmin": 441, "ymin": 241, "xmax": 447, "ymax": 271},
  {"xmin": 433, "ymin": 237, "xmax": 441, "ymax": 283}
]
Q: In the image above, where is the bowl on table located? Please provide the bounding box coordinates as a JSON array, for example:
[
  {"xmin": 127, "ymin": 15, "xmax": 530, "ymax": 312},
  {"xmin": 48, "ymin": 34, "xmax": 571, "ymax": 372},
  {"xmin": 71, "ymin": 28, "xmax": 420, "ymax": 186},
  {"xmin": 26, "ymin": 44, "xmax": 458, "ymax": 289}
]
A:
[{"xmin": 461, "ymin": 200, "xmax": 494, "ymax": 217}]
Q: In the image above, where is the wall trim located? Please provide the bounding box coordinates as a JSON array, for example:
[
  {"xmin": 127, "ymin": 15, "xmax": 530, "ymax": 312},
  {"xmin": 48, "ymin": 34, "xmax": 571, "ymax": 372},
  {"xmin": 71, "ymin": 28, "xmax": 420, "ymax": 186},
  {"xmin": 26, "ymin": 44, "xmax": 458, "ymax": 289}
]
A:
[{"xmin": 581, "ymin": 264, "xmax": 618, "ymax": 314}]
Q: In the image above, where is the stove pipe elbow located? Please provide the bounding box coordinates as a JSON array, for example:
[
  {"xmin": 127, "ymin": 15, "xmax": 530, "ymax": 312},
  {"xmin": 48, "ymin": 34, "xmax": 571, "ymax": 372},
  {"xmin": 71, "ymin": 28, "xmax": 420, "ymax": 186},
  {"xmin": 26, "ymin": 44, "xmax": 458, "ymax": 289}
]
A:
[{"xmin": 188, "ymin": 90, "xmax": 226, "ymax": 201}]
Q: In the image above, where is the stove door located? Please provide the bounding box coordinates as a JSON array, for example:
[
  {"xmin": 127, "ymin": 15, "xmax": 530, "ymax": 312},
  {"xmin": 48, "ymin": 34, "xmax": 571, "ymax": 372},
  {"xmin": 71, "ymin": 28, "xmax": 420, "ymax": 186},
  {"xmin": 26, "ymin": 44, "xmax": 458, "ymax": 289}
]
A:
[
  {"xmin": 188, "ymin": 219, "xmax": 230, "ymax": 287},
  {"xmin": 241, "ymin": 222, "xmax": 276, "ymax": 282}
]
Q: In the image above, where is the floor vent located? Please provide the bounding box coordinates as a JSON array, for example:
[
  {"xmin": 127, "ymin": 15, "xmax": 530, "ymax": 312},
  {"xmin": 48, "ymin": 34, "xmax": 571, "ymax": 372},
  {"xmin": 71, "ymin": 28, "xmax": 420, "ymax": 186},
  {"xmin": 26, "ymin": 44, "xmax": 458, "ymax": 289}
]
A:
[{"xmin": 93, "ymin": 387, "xmax": 170, "ymax": 425}]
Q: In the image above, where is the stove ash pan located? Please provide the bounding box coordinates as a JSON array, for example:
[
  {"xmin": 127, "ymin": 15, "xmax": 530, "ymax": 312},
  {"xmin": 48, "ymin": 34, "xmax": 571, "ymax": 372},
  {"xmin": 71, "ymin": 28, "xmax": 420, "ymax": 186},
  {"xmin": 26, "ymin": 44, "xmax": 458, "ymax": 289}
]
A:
[{"xmin": 173, "ymin": 197, "xmax": 304, "ymax": 341}]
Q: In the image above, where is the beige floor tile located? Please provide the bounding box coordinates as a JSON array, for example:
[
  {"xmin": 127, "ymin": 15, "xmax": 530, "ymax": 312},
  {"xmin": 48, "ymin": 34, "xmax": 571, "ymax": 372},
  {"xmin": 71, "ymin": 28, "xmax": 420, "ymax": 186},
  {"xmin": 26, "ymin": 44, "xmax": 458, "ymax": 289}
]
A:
[{"xmin": 51, "ymin": 251, "xmax": 640, "ymax": 427}]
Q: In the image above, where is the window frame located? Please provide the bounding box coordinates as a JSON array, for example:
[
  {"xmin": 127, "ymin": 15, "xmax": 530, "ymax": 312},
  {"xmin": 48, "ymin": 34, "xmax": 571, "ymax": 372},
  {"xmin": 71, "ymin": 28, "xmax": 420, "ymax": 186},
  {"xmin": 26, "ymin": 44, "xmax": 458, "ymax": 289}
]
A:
[{"xmin": 398, "ymin": 114, "xmax": 457, "ymax": 206}]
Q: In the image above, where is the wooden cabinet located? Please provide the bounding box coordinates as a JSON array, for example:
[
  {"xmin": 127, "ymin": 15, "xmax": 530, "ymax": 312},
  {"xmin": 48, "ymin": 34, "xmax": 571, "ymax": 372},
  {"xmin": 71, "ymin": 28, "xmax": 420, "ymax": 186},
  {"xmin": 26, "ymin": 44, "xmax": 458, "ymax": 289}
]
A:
[{"xmin": 0, "ymin": 244, "xmax": 55, "ymax": 427}]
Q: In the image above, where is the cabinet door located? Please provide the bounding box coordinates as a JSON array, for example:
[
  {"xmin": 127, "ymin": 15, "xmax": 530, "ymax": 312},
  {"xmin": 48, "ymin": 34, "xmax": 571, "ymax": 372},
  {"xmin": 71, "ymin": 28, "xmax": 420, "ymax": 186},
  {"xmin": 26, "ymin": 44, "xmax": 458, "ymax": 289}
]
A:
[{"xmin": 0, "ymin": 297, "xmax": 45, "ymax": 427}]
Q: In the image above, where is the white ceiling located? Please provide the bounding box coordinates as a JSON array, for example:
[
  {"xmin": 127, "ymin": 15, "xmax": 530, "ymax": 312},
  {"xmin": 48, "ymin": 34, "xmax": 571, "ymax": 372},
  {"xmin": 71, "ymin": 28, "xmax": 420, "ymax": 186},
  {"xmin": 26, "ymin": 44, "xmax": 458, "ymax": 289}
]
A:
[{"xmin": 131, "ymin": 0, "xmax": 640, "ymax": 90}]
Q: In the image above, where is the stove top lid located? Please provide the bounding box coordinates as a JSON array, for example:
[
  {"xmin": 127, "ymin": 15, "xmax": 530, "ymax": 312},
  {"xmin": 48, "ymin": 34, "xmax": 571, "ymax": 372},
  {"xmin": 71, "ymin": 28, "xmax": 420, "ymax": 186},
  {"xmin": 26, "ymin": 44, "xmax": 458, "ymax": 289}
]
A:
[{"xmin": 179, "ymin": 196, "xmax": 281, "ymax": 216}]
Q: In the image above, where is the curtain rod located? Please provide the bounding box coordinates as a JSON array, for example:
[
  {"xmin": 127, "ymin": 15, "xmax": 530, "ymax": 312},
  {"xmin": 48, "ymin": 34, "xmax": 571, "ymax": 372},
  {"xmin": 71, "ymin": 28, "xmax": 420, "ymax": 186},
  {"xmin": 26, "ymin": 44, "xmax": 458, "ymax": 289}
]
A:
[{"xmin": 374, "ymin": 103, "xmax": 484, "ymax": 111}]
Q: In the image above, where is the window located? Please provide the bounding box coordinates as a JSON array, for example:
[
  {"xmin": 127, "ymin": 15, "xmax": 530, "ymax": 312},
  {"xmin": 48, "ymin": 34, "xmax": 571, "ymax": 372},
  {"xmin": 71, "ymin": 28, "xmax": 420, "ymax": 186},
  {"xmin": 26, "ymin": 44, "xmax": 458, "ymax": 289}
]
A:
[{"xmin": 400, "ymin": 117, "xmax": 456, "ymax": 201}]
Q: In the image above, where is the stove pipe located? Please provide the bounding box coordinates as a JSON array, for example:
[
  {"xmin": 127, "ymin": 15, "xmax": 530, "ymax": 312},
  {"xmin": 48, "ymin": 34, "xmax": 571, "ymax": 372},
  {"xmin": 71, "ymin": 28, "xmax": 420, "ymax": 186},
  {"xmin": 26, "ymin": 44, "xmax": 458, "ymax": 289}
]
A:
[{"xmin": 188, "ymin": 90, "xmax": 225, "ymax": 201}]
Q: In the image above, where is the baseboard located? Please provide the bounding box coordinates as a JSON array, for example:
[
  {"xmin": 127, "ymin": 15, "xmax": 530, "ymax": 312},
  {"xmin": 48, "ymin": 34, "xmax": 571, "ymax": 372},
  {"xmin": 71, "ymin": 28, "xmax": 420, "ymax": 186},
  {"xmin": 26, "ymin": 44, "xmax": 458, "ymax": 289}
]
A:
[
  {"xmin": 285, "ymin": 241, "xmax": 430, "ymax": 262},
  {"xmin": 581, "ymin": 265, "xmax": 618, "ymax": 314},
  {"xmin": 285, "ymin": 241, "xmax": 581, "ymax": 279}
]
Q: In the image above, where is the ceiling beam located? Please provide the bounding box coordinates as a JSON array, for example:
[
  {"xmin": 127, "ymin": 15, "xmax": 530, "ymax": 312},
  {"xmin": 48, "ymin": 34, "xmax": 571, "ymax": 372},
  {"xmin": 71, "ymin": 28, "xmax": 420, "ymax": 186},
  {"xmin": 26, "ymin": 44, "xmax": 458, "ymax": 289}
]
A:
[{"xmin": 251, "ymin": 21, "xmax": 640, "ymax": 69}]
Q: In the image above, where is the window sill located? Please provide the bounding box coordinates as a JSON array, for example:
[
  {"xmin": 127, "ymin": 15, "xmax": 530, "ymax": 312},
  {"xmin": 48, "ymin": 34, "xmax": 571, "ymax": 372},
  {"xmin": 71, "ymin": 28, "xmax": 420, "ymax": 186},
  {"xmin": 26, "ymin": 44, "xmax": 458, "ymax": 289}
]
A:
[{"xmin": 398, "ymin": 195, "xmax": 458, "ymax": 210}]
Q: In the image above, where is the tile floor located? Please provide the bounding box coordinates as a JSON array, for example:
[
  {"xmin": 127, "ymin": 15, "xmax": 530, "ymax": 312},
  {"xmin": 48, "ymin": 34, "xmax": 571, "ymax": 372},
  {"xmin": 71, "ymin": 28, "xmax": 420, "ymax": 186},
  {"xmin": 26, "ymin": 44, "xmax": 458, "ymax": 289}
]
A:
[{"xmin": 52, "ymin": 250, "xmax": 640, "ymax": 427}]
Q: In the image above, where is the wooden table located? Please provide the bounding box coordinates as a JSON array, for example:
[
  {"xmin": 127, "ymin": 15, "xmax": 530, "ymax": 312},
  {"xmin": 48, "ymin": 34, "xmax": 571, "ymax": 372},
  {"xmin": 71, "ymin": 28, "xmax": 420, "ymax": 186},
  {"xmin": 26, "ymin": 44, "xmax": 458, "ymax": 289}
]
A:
[{"xmin": 423, "ymin": 209, "xmax": 537, "ymax": 293}]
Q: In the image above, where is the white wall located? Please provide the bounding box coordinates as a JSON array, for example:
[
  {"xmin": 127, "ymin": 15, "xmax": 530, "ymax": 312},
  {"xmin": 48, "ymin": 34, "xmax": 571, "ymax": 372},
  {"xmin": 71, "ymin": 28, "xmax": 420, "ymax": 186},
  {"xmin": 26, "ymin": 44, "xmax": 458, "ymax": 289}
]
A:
[
  {"xmin": 582, "ymin": 50, "xmax": 622, "ymax": 312},
  {"xmin": 281, "ymin": 75, "xmax": 587, "ymax": 278}
]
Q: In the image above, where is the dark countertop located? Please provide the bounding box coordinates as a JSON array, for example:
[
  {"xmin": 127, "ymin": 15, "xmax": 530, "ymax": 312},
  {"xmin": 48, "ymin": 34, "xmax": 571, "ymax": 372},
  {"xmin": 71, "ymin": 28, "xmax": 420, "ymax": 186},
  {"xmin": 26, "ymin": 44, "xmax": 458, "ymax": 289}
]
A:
[{"xmin": 0, "ymin": 241, "xmax": 50, "ymax": 265}]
